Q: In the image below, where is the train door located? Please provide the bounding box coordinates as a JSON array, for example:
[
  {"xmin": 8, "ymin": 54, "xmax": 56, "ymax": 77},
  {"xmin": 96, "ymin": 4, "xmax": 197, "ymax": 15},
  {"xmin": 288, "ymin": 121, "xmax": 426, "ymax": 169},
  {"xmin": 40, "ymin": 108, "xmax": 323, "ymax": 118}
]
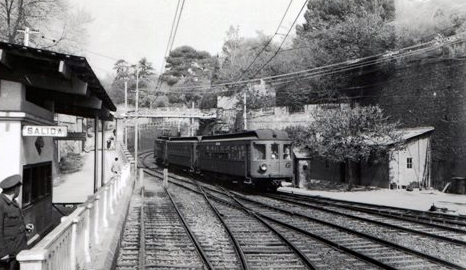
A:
[
  {"xmin": 270, "ymin": 142, "xmax": 280, "ymax": 175},
  {"xmin": 278, "ymin": 143, "xmax": 291, "ymax": 176},
  {"xmin": 245, "ymin": 143, "xmax": 251, "ymax": 182}
]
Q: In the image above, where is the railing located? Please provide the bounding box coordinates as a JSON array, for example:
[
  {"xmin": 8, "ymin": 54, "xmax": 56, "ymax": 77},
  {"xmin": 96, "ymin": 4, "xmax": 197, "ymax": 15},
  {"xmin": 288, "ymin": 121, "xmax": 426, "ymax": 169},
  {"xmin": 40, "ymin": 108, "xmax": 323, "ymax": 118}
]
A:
[{"xmin": 17, "ymin": 144, "xmax": 134, "ymax": 270}]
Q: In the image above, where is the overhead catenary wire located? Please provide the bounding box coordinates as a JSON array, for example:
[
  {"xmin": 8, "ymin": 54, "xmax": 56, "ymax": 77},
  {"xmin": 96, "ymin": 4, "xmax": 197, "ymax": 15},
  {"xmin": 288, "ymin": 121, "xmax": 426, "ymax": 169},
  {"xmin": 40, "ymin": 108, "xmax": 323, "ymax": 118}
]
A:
[
  {"xmin": 247, "ymin": 0, "xmax": 309, "ymax": 79},
  {"xmin": 164, "ymin": 34, "xmax": 466, "ymax": 93},
  {"xmin": 149, "ymin": 42, "xmax": 466, "ymax": 100},
  {"xmin": 158, "ymin": 0, "xmax": 182, "ymax": 76},
  {"xmin": 235, "ymin": 0, "xmax": 294, "ymax": 81},
  {"xmin": 154, "ymin": 0, "xmax": 186, "ymax": 92}
]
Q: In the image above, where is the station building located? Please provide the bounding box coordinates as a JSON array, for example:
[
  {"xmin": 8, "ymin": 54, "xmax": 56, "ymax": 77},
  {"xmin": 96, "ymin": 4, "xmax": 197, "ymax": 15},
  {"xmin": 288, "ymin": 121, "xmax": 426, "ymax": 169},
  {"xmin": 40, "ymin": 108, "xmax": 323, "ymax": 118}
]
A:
[{"xmin": 0, "ymin": 41, "xmax": 116, "ymax": 243}]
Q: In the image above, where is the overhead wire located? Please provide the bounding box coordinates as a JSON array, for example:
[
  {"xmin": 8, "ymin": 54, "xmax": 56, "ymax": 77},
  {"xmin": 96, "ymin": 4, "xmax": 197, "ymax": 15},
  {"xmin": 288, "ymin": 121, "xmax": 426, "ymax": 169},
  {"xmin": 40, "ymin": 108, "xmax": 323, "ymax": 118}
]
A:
[
  {"xmin": 154, "ymin": 0, "xmax": 186, "ymax": 92},
  {"xmin": 158, "ymin": 0, "xmax": 182, "ymax": 76},
  {"xmin": 235, "ymin": 0, "xmax": 294, "ymax": 81},
  {"xmin": 248, "ymin": 0, "xmax": 309, "ymax": 78},
  {"xmin": 164, "ymin": 34, "xmax": 466, "ymax": 93}
]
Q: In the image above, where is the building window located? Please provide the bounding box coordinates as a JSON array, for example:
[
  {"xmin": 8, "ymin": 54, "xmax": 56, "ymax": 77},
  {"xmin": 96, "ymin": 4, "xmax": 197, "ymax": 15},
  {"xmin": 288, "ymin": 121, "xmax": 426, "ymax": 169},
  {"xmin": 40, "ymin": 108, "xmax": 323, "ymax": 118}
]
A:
[{"xmin": 407, "ymin": 157, "xmax": 413, "ymax": 169}]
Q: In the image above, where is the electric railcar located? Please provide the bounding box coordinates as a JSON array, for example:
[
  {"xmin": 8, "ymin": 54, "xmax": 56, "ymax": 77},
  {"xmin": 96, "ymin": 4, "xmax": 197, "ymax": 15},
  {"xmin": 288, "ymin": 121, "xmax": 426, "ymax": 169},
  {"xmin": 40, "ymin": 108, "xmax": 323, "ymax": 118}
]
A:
[{"xmin": 154, "ymin": 129, "xmax": 294, "ymax": 189}]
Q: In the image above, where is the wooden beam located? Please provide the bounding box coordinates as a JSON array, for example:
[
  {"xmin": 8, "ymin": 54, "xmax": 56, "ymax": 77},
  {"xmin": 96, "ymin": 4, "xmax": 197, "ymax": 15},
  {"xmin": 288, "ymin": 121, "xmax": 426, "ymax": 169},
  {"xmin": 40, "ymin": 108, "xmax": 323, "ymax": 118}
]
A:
[
  {"xmin": 18, "ymin": 73, "xmax": 88, "ymax": 96},
  {"xmin": 71, "ymin": 73, "xmax": 88, "ymax": 95},
  {"xmin": 58, "ymin": 60, "xmax": 71, "ymax": 79},
  {"xmin": 72, "ymin": 95, "xmax": 102, "ymax": 109}
]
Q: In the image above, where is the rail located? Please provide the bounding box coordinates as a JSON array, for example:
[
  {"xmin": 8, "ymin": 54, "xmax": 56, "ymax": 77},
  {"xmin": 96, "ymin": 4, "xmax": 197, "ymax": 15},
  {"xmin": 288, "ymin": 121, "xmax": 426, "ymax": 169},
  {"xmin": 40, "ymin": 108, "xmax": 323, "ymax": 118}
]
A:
[{"xmin": 17, "ymin": 143, "xmax": 135, "ymax": 270}]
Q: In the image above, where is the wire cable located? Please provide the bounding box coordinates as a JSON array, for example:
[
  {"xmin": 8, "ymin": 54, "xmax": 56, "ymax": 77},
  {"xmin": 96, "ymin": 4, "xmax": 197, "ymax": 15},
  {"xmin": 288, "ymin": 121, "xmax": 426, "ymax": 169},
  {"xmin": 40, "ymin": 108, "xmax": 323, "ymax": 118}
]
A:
[
  {"xmin": 235, "ymin": 0, "xmax": 294, "ymax": 81},
  {"xmin": 248, "ymin": 0, "xmax": 309, "ymax": 78}
]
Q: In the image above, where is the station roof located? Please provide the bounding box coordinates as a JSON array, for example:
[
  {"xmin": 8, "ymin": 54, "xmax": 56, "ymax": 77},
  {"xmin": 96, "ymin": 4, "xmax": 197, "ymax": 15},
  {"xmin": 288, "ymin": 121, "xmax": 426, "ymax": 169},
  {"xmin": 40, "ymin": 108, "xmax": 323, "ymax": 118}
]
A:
[{"xmin": 0, "ymin": 42, "xmax": 116, "ymax": 120}]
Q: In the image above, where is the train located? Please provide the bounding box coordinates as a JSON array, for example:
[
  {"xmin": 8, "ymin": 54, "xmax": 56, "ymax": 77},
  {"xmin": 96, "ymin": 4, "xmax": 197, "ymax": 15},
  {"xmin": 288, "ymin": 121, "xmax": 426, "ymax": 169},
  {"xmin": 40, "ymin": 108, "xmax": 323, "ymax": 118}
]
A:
[{"xmin": 154, "ymin": 129, "xmax": 294, "ymax": 190}]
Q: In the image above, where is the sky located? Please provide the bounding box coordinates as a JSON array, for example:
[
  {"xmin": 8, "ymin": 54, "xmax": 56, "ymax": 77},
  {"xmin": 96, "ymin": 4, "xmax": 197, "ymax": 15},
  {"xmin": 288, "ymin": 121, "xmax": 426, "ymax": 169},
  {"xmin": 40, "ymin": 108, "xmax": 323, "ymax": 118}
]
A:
[{"xmin": 74, "ymin": 0, "xmax": 307, "ymax": 78}]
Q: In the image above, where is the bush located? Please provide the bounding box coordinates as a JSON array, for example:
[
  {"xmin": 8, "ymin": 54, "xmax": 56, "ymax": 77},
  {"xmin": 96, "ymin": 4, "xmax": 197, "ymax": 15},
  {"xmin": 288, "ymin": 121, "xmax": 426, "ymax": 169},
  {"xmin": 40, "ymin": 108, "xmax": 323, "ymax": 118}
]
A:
[{"xmin": 59, "ymin": 153, "xmax": 84, "ymax": 174}]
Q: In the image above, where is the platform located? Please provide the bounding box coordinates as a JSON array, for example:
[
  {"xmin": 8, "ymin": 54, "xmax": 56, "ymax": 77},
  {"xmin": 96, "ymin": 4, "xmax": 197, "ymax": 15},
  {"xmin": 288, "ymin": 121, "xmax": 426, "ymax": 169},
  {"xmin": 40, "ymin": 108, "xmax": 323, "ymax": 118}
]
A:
[
  {"xmin": 280, "ymin": 186, "xmax": 466, "ymax": 215},
  {"xmin": 53, "ymin": 150, "xmax": 119, "ymax": 203}
]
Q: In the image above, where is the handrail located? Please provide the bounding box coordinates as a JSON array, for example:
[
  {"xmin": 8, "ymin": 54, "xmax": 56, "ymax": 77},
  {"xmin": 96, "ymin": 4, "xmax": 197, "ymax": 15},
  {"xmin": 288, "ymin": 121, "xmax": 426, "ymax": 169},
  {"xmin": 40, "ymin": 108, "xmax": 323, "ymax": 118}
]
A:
[{"xmin": 17, "ymin": 144, "xmax": 135, "ymax": 270}]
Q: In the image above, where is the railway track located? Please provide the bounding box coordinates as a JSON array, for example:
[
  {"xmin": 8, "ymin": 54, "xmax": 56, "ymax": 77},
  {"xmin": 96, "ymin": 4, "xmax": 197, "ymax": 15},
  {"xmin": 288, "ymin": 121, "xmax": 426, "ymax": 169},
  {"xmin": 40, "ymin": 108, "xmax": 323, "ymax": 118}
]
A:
[
  {"xmin": 264, "ymin": 193, "xmax": 466, "ymax": 243},
  {"xmin": 276, "ymin": 192, "xmax": 466, "ymax": 230},
  {"xmin": 146, "ymin": 169, "xmax": 386, "ymax": 269},
  {"xmin": 133, "ymin": 153, "xmax": 466, "ymax": 269},
  {"xmin": 208, "ymin": 185, "xmax": 466, "ymax": 269},
  {"xmin": 154, "ymin": 168, "xmax": 466, "ymax": 270},
  {"xmin": 116, "ymin": 152, "xmax": 212, "ymax": 269},
  {"xmin": 169, "ymin": 177, "xmax": 315, "ymax": 269}
]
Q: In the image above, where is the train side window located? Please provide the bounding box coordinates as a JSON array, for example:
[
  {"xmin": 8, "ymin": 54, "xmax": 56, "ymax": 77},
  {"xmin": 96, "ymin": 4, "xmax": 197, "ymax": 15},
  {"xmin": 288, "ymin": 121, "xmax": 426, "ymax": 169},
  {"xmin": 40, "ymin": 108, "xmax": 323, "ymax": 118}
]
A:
[
  {"xmin": 271, "ymin": 143, "xmax": 279, "ymax": 159},
  {"xmin": 253, "ymin": 143, "xmax": 266, "ymax": 160},
  {"xmin": 283, "ymin": 144, "xmax": 291, "ymax": 160}
]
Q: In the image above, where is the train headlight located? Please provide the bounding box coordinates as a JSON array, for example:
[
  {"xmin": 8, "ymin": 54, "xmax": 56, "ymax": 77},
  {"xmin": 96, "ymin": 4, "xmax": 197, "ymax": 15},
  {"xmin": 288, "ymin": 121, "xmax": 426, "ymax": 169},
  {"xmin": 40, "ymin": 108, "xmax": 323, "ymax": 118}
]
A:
[
  {"xmin": 260, "ymin": 164, "xmax": 268, "ymax": 172},
  {"xmin": 285, "ymin": 162, "xmax": 291, "ymax": 168}
]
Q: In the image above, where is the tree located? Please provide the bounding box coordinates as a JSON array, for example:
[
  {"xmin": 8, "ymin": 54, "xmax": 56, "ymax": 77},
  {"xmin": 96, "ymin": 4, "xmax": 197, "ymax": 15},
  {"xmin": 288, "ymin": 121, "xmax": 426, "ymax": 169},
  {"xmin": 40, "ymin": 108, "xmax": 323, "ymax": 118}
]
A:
[
  {"xmin": 268, "ymin": 0, "xmax": 396, "ymax": 109},
  {"xmin": 0, "ymin": 0, "xmax": 92, "ymax": 53},
  {"xmin": 395, "ymin": 0, "xmax": 466, "ymax": 47},
  {"xmin": 216, "ymin": 30, "xmax": 279, "ymax": 82},
  {"xmin": 162, "ymin": 45, "xmax": 216, "ymax": 86},
  {"xmin": 108, "ymin": 58, "xmax": 158, "ymax": 107},
  {"xmin": 199, "ymin": 93, "xmax": 217, "ymax": 109},
  {"xmin": 288, "ymin": 105, "xmax": 401, "ymax": 185}
]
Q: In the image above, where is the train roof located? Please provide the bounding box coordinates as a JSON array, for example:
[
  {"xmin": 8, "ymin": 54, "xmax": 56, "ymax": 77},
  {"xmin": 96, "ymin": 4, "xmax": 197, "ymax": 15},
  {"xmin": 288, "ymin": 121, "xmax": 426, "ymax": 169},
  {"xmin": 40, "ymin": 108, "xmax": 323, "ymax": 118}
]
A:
[
  {"xmin": 169, "ymin": 136, "xmax": 201, "ymax": 142},
  {"xmin": 202, "ymin": 129, "xmax": 290, "ymax": 141}
]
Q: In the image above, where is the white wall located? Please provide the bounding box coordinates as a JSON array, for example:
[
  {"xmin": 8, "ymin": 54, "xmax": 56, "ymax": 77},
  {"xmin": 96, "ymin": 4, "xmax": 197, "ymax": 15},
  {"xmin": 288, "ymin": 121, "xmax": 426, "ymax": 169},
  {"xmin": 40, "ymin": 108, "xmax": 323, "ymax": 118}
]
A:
[{"xmin": 0, "ymin": 121, "xmax": 22, "ymax": 186}]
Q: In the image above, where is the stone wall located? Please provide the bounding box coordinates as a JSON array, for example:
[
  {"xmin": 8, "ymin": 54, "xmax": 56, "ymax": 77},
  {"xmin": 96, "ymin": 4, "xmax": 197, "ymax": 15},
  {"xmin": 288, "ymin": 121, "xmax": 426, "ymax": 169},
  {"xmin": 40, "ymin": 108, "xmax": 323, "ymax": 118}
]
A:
[{"xmin": 360, "ymin": 57, "xmax": 466, "ymax": 188}]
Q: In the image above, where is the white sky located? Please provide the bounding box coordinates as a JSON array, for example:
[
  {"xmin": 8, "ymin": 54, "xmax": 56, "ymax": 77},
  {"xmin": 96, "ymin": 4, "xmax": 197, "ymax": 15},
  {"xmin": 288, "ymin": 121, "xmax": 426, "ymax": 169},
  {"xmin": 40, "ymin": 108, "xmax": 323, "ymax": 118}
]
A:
[{"xmin": 74, "ymin": 0, "xmax": 307, "ymax": 78}]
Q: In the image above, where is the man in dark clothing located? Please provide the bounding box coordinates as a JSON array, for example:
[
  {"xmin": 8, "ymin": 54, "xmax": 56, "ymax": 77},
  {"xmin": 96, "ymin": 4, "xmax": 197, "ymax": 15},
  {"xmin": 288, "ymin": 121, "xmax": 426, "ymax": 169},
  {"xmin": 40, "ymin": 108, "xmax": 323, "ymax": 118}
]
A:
[{"xmin": 0, "ymin": 175, "xmax": 28, "ymax": 270}]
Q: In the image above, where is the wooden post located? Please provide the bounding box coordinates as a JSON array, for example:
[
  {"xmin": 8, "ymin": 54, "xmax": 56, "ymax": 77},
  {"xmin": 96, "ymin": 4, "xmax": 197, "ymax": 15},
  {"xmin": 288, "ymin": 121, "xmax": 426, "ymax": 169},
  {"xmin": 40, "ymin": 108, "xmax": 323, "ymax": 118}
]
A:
[
  {"xmin": 163, "ymin": 168, "xmax": 168, "ymax": 188},
  {"xmin": 138, "ymin": 168, "xmax": 144, "ymax": 189}
]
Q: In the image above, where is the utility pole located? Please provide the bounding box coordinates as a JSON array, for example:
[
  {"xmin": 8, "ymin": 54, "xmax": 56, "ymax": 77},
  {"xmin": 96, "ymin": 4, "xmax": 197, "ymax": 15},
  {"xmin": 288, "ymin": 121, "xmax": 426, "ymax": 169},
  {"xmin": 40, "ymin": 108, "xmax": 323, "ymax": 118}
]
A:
[
  {"xmin": 17, "ymin": 27, "xmax": 39, "ymax": 46},
  {"xmin": 190, "ymin": 101, "xmax": 194, "ymax": 136},
  {"xmin": 243, "ymin": 91, "xmax": 247, "ymax": 131},
  {"xmin": 134, "ymin": 64, "xmax": 140, "ymax": 174},
  {"xmin": 124, "ymin": 81, "xmax": 128, "ymax": 147}
]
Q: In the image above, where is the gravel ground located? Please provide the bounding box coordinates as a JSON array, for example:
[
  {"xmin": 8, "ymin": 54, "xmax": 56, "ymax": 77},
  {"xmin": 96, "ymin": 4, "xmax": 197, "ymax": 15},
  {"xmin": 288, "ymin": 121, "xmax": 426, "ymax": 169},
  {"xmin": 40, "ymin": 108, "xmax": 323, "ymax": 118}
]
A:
[{"xmin": 169, "ymin": 182, "xmax": 242, "ymax": 269}]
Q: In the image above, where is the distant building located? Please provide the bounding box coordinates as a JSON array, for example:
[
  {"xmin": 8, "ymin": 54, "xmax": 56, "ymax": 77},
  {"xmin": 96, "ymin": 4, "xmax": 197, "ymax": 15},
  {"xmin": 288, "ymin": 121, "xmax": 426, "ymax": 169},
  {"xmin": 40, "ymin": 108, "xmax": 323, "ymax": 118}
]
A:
[{"xmin": 309, "ymin": 127, "xmax": 434, "ymax": 189}]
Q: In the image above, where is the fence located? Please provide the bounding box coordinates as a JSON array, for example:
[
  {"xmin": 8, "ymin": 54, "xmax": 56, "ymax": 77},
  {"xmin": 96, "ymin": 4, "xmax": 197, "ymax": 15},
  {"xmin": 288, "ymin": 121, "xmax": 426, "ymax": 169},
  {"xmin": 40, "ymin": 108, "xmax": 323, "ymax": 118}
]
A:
[{"xmin": 17, "ymin": 143, "xmax": 135, "ymax": 270}]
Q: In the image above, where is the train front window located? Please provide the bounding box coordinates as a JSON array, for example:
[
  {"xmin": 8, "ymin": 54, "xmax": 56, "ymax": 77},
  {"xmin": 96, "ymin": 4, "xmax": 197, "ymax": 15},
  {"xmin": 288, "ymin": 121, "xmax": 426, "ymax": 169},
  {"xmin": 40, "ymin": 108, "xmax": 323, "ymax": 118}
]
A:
[
  {"xmin": 283, "ymin": 144, "xmax": 291, "ymax": 160},
  {"xmin": 253, "ymin": 143, "xmax": 266, "ymax": 160},
  {"xmin": 271, "ymin": 143, "xmax": 279, "ymax": 159}
]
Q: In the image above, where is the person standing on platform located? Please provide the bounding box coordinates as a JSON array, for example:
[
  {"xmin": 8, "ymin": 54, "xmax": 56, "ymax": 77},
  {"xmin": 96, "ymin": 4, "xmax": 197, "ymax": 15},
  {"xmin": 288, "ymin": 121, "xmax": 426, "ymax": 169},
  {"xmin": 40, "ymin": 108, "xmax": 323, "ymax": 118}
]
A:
[
  {"xmin": 0, "ymin": 175, "xmax": 28, "ymax": 270},
  {"xmin": 106, "ymin": 138, "xmax": 112, "ymax": 150},
  {"xmin": 111, "ymin": 157, "xmax": 121, "ymax": 177}
]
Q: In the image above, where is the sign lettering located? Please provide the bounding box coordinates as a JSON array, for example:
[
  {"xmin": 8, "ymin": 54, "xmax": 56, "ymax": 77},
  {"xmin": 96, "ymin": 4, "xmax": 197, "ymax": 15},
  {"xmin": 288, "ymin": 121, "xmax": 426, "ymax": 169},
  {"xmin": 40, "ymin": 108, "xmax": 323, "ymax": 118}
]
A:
[{"xmin": 22, "ymin": 126, "xmax": 68, "ymax": 137}]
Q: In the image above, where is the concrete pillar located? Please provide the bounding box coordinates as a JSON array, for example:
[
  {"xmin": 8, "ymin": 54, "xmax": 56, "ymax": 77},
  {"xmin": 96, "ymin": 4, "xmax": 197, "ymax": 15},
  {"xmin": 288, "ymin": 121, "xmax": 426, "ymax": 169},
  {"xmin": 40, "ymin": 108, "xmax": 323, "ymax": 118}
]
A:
[
  {"xmin": 94, "ymin": 116, "xmax": 98, "ymax": 193},
  {"xmin": 101, "ymin": 120, "xmax": 105, "ymax": 186}
]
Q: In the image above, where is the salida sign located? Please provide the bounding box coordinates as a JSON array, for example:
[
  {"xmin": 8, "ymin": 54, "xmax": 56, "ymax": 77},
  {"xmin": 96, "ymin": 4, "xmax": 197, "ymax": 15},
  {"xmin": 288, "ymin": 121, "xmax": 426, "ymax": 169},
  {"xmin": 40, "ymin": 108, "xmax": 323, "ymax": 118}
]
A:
[{"xmin": 22, "ymin": 126, "xmax": 68, "ymax": 137}]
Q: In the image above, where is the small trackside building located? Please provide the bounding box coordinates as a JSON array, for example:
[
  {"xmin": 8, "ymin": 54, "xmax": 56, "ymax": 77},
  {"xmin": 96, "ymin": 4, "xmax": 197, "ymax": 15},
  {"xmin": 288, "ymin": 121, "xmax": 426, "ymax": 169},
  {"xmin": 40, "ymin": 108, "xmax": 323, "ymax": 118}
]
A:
[{"xmin": 309, "ymin": 127, "xmax": 434, "ymax": 189}]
